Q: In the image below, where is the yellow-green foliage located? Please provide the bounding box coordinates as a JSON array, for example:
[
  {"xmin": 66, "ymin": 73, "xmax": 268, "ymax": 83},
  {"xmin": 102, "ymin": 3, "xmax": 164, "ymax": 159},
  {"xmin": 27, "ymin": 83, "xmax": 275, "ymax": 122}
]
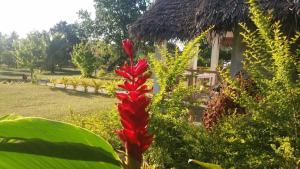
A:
[
  {"xmin": 91, "ymin": 79, "xmax": 103, "ymax": 93},
  {"xmin": 149, "ymin": 27, "xmax": 212, "ymax": 107},
  {"xmin": 60, "ymin": 77, "xmax": 70, "ymax": 89},
  {"xmin": 67, "ymin": 109, "xmax": 121, "ymax": 149},
  {"xmin": 49, "ymin": 78, "xmax": 58, "ymax": 87},
  {"xmin": 104, "ymin": 80, "xmax": 121, "ymax": 97},
  {"xmin": 80, "ymin": 78, "xmax": 91, "ymax": 92},
  {"xmin": 68, "ymin": 77, "xmax": 80, "ymax": 90},
  {"xmin": 211, "ymin": 0, "xmax": 300, "ymax": 168},
  {"xmin": 50, "ymin": 76, "xmax": 120, "ymax": 96}
]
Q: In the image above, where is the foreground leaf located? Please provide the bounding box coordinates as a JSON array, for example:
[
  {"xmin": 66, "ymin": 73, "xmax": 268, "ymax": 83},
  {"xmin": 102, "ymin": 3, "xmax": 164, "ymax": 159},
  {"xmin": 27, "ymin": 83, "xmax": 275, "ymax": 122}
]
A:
[{"xmin": 0, "ymin": 117, "xmax": 122, "ymax": 169}]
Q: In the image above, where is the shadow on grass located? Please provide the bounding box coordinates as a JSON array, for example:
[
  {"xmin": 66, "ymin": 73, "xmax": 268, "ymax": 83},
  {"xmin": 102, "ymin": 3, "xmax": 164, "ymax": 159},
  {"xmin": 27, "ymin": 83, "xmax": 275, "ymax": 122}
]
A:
[
  {"xmin": 0, "ymin": 71, "xmax": 27, "ymax": 77},
  {"xmin": 0, "ymin": 137, "xmax": 121, "ymax": 166},
  {"xmin": 42, "ymin": 68, "xmax": 80, "ymax": 76},
  {"xmin": 48, "ymin": 87, "xmax": 112, "ymax": 99}
]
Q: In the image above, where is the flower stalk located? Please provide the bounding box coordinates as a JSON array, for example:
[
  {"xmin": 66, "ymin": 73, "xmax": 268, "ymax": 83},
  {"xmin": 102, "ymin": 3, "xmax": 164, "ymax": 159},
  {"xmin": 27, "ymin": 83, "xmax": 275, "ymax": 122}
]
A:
[{"xmin": 115, "ymin": 39, "xmax": 153, "ymax": 169}]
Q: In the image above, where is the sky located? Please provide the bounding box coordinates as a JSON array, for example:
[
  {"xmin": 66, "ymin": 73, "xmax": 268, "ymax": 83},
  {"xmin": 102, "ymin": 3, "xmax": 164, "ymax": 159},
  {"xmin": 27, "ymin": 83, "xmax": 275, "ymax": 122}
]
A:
[{"xmin": 0, "ymin": 0, "xmax": 95, "ymax": 37}]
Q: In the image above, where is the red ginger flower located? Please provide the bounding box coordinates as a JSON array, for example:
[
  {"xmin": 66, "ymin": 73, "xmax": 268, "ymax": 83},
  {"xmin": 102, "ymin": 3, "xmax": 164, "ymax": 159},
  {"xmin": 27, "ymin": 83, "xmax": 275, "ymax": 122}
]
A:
[
  {"xmin": 122, "ymin": 39, "xmax": 134, "ymax": 60},
  {"xmin": 115, "ymin": 39, "xmax": 153, "ymax": 167}
]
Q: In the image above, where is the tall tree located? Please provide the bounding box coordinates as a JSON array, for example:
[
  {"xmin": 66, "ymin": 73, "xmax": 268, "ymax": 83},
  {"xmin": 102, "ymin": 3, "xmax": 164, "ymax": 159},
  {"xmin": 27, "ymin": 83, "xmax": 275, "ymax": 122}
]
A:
[
  {"xmin": 15, "ymin": 31, "xmax": 48, "ymax": 81},
  {"xmin": 45, "ymin": 33, "xmax": 68, "ymax": 73},
  {"xmin": 94, "ymin": 0, "xmax": 148, "ymax": 43},
  {"xmin": 49, "ymin": 21, "xmax": 82, "ymax": 67},
  {"xmin": 78, "ymin": 0, "xmax": 149, "ymax": 70},
  {"xmin": 0, "ymin": 32, "xmax": 19, "ymax": 67}
]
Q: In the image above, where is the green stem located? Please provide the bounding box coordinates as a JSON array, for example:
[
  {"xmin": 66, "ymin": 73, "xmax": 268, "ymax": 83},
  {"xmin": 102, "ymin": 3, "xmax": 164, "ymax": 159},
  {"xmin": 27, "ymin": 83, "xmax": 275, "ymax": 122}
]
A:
[{"xmin": 126, "ymin": 155, "xmax": 141, "ymax": 169}]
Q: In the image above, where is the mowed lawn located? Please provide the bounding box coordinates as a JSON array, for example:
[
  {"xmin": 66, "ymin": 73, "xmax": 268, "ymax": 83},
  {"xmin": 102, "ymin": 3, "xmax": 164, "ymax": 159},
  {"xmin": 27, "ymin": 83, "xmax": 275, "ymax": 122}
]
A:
[
  {"xmin": 0, "ymin": 83, "xmax": 116, "ymax": 120},
  {"xmin": 0, "ymin": 67, "xmax": 81, "ymax": 81}
]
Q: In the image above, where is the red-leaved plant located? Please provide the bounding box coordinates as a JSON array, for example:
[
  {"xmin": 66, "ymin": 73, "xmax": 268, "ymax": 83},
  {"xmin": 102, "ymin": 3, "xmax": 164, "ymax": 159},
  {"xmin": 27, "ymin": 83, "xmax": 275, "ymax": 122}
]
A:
[{"xmin": 115, "ymin": 39, "xmax": 153, "ymax": 169}]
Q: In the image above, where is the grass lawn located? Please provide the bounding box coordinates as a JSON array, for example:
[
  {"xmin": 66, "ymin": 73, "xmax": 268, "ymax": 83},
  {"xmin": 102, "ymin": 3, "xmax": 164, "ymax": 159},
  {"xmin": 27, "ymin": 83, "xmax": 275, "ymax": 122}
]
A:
[
  {"xmin": 0, "ymin": 67, "xmax": 81, "ymax": 81},
  {"xmin": 0, "ymin": 83, "xmax": 116, "ymax": 120}
]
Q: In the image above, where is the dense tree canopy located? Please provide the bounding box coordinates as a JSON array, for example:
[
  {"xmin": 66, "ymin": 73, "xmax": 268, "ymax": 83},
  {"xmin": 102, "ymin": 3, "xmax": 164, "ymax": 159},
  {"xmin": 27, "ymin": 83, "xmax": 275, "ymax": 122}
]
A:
[
  {"xmin": 15, "ymin": 31, "xmax": 48, "ymax": 80},
  {"xmin": 0, "ymin": 32, "xmax": 19, "ymax": 67},
  {"xmin": 76, "ymin": 0, "xmax": 150, "ymax": 70}
]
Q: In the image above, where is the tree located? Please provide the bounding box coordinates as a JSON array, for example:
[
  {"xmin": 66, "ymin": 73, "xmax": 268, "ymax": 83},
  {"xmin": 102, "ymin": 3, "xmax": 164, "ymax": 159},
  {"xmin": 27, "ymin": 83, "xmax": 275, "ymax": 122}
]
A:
[
  {"xmin": 45, "ymin": 33, "xmax": 68, "ymax": 73},
  {"xmin": 92, "ymin": 40, "xmax": 116, "ymax": 70},
  {"xmin": 15, "ymin": 31, "xmax": 48, "ymax": 81},
  {"xmin": 71, "ymin": 42, "xmax": 98, "ymax": 77},
  {"xmin": 48, "ymin": 21, "xmax": 82, "ymax": 68},
  {"xmin": 78, "ymin": 0, "xmax": 150, "ymax": 69},
  {"xmin": 0, "ymin": 32, "xmax": 19, "ymax": 67}
]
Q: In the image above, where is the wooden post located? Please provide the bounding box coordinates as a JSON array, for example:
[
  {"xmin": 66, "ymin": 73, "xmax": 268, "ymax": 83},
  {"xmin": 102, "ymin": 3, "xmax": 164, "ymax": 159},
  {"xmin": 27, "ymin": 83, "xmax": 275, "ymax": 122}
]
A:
[
  {"xmin": 188, "ymin": 44, "xmax": 199, "ymax": 86},
  {"xmin": 230, "ymin": 25, "xmax": 244, "ymax": 77},
  {"xmin": 210, "ymin": 33, "xmax": 220, "ymax": 71}
]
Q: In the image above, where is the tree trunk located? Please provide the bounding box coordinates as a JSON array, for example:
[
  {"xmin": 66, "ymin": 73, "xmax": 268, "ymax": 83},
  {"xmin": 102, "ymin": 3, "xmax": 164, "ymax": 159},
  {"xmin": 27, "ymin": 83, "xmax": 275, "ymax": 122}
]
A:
[{"xmin": 30, "ymin": 68, "xmax": 34, "ymax": 83}]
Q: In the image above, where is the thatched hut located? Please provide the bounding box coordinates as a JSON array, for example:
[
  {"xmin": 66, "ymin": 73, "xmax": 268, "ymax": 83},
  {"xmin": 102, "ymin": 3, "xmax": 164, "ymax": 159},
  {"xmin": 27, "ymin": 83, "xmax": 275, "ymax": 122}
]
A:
[
  {"xmin": 130, "ymin": 0, "xmax": 300, "ymax": 76},
  {"xmin": 129, "ymin": 0, "xmax": 200, "ymax": 41}
]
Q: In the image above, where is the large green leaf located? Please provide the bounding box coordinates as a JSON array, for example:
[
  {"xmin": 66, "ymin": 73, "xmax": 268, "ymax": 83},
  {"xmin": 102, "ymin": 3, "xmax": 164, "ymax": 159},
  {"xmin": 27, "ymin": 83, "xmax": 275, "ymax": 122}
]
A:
[{"xmin": 0, "ymin": 117, "xmax": 122, "ymax": 169}]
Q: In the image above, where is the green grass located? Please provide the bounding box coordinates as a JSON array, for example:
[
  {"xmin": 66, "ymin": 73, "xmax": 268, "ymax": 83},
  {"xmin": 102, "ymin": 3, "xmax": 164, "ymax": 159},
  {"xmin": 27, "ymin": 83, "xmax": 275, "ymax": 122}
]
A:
[
  {"xmin": 0, "ymin": 67, "xmax": 81, "ymax": 81},
  {"xmin": 0, "ymin": 83, "xmax": 116, "ymax": 120}
]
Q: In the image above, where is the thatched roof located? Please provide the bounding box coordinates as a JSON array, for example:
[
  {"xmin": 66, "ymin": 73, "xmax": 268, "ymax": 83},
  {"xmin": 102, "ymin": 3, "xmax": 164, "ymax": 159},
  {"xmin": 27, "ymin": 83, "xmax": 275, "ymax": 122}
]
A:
[
  {"xmin": 130, "ymin": 0, "xmax": 300, "ymax": 41},
  {"xmin": 196, "ymin": 0, "xmax": 300, "ymax": 35},
  {"xmin": 129, "ymin": 0, "xmax": 200, "ymax": 41}
]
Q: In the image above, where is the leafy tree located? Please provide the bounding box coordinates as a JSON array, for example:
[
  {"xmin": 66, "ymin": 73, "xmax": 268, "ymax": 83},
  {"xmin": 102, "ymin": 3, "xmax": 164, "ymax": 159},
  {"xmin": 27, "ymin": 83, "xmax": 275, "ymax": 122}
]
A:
[
  {"xmin": 50, "ymin": 21, "xmax": 81, "ymax": 46},
  {"xmin": 78, "ymin": 0, "xmax": 150, "ymax": 69},
  {"xmin": 77, "ymin": 10, "xmax": 95, "ymax": 40},
  {"xmin": 92, "ymin": 40, "xmax": 116, "ymax": 71},
  {"xmin": 15, "ymin": 31, "xmax": 48, "ymax": 81},
  {"xmin": 0, "ymin": 32, "xmax": 19, "ymax": 67},
  {"xmin": 93, "ymin": 0, "xmax": 148, "ymax": 42},
  {"xmin": 71, "ymin": 42, "xmax": 98, "ymax": 77},
  {"xmin": 45, "ymin": 33, "xmax": 68, "ymax": 73},
  {"xmin": 49, "ymin": 21, "xmax": 82, "ymax": 68}
]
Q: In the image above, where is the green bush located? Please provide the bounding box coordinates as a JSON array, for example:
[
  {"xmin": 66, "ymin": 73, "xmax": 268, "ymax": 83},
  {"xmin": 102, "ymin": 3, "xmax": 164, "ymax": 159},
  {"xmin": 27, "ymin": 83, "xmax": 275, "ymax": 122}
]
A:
[
  {"xmin": 91, "ymin": 79, "xmax": 103, "ymax": 94},
  {"xmin": 194, "ymin": 1, "xmax": 300, "ymax": 168},
  {"xmin": 49, "ymin": 77, "xmax": 58, "ymax": 87},
  {"xmin": 72, "ymin": 43, "xmax": 98, "ymax": 78},
  {"xmin": 146, "ymin": 113, "xmax": 207, "ymax": 169},
  {"xmin": 68, "ymin": 77, "xmax": 80, "ymax": 90},
  {"xmin": 67, "ymin": 109, "xmax": 122, "ymax": 149},
  {"xmin": 60, "ymin": 77, "xmax": 70, "ymax": 89},
  {"xmin": 146, "ymin": 30, "xmax": 210, "ymax": 169},
  {"xmin": 80, "ymin": 78, "xmax": 90, "ymax": 92},
  {"xmin": 104, "ymin": 80, "xmax": 121, "ymax": 97}
]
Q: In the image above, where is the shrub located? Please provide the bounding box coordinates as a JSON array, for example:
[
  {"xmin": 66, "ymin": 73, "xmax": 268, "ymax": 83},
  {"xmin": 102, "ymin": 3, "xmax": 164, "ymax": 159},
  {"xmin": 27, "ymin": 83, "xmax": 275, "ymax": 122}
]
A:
[
  {"xmin": 58, "ymin": 77, "xmax": 69, "ymax": 89},
  {"xmin": 195, "ymin": 1, "xmax": 300, "ymax": 168},
  {"xmin": 80, "ymin": 78, "xmax": 90, "ymax": 93},
  {"xmin": 91, "ymin": 79, "xmax": 103, "ymax": 94},
  {"xmin": 68, "ymin": 77, "xmax": 80, "ymax": 90},
  {"xmin": 72, "ymin": 43, "xmax": 98, "ymax": 78},
  {"xmin": 146, "ymin": 30, "xmax": 210, "ymax": 169},
  {"xmin": 49, "ymin": 77, "xmax": 58, "ymax": 87},
  {"xmin": 105, "ymin": 80, "xmax": 120, "ymax": 97},
  {"xmin": 146, "ymin": 113, "xmax": 207, "ymax": 169},
  {"xmin": 67, "ymin": 109, "xmax": 122, "ymax": 149},
  {"xmin": 96, "ymin": 69, "xmax": 106, "ymax": 78}
]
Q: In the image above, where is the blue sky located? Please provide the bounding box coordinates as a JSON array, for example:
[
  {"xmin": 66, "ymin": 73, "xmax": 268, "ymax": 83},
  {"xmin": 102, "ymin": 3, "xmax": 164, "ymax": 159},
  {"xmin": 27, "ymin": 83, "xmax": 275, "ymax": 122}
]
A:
[{"xmin": 0, "ymin": 0, "xmax": 95, "ymax": 37}]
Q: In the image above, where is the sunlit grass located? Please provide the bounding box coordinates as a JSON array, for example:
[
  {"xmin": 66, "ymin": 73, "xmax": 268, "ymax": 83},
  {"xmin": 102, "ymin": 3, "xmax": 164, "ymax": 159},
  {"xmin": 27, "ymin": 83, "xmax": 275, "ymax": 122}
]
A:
[{"xmin": 0, "ymin": 83, "xmax": 116, "ymax": 120}]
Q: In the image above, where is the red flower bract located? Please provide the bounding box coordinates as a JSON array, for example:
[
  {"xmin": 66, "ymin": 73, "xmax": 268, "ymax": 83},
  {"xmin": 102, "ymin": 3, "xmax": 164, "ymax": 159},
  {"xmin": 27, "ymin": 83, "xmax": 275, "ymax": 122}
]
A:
[
  {"xmin": 116, "ymin": 39, "xmax": 153, "ymax": 164},
  {"xmin": 122, "ymin": 39, "xmax": 134, "ymax": 60}
]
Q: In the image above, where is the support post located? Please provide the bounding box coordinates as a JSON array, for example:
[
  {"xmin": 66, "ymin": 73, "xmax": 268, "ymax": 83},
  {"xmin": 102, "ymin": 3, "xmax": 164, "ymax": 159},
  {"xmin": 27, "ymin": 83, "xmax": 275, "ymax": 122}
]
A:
[
  {"xmin": 230, "ymin": 25, "xmax": 244, "ymax": 77},
  {"xmin": 210, "ymin": 34, "xmax": 220, "ymax": 71}
]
